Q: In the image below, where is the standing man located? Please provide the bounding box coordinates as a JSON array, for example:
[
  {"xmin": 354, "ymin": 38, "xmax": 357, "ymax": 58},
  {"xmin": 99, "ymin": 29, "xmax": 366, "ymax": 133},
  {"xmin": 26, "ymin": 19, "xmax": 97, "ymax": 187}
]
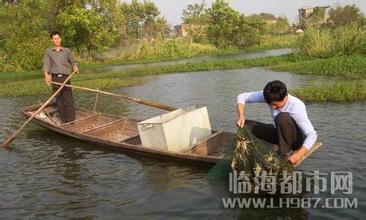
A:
[
  {"xmin": 236, "ymin": 80, "xmax": 318, "ymax": 165},
  {"xmin": 43, "ymin": 31, "xmax": 79, "ymax": 124}
]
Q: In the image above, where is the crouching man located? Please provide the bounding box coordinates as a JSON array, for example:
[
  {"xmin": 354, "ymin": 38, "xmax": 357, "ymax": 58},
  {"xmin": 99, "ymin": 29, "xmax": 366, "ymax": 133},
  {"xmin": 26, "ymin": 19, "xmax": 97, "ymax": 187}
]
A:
[{"xmin": 236, "ymin": 80, "xmax": 317, "ymax": 165}]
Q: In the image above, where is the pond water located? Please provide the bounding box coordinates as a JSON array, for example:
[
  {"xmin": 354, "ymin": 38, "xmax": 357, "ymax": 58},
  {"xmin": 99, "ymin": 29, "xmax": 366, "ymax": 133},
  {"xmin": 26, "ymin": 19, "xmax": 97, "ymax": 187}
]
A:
[{"xmin": 0, "ymin": 67, "xmax": 364, "ymax": 219}]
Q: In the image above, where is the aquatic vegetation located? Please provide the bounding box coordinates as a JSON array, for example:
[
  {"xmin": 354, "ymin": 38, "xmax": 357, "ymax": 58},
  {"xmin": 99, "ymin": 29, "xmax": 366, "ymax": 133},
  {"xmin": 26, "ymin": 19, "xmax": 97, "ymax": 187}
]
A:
[
  {"xmin": 271, "ymin": 55, "xmax": 366, "ymax": 79},
  {"xmin": 291, "ymin": 80, "xmax": 366, "ymax": 103}
]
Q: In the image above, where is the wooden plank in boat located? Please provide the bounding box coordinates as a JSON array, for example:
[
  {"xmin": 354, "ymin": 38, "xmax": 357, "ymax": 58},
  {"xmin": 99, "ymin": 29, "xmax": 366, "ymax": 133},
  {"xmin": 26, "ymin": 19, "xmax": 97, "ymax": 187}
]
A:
[
  {"xmin": 83, "ymin": 119, "xmax": 139, "ymax": 142},
  {"xmin": 82, "ymin": 119, "xmax": 126, "ymax": 134},
  {"xmin": 60, "ymin": 114, "xmax": 119, "ymax": 133},
  {"xmin": 60, "ymin": 114, "xmax": 100, "ymax": 127}
]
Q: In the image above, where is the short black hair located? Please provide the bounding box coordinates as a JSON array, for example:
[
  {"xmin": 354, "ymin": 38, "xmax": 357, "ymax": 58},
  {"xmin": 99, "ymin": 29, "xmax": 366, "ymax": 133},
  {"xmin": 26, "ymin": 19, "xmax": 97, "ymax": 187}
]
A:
[
  {"xmin": 50, "ymin": 31, "xmax": 61, "ymax": 38},
  {"xmin": 263, "ymin": 80, "xmax": 288, "ymax": 103}
]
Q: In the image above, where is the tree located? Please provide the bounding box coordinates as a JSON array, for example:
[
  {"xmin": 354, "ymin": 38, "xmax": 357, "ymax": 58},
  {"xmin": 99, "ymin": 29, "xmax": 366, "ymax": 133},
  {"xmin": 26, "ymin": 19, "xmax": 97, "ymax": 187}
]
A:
[
  {"xmin": 267, "ymin": 16, "xmax": 290, "ymax": 34},
  {"xmin": 206, "ymin": 0, "xmax": 260, "ymax": 48},
  {"xmin": 181, "ymin": 1, "xmax": 209, "ymax": 43},
  {"xmin": 0, "ymin": 0, "xmax": 127, "ymax": 70},
  {"xmin": 2, "ymin": 0, "xmax": 49, "ymax": 71},
  {"xmin": 206, "ymin": 0, "xmax": 241, "ymax": 47},
  {"xmin": 57, "ymin": 5, "xmax": 118, "ymax": 57},
  {"xmin": 144, "ymin": 17, "xmax": 170, "ymax": 40},
  {"xmin": 0, "ymin": 2, "xmax": 8, "ymax": 48},
  {"xmin": 329, "ymin": 4, "xmax": 365, "ymax": 27},
  {"xmin": 258, "ymin": 13, "xmax": 276, "ymax": 21},
  {"xmin": 121, "ymin": 0, "xmax": 169, "ymax": 40},
  {"xmin": 182, "ymin": 1, "xmax": 208, "ymax": 25},
  {"xmin": 88, "ymin": 0, "xmax": 125, "ymax": 43}
]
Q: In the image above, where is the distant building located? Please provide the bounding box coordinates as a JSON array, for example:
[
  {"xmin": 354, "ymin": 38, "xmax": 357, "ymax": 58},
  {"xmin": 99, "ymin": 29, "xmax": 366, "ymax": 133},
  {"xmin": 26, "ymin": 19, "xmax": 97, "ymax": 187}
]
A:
[{"xmin": 298, "ymin": 6, "xmax": 331, "ymax": 27}]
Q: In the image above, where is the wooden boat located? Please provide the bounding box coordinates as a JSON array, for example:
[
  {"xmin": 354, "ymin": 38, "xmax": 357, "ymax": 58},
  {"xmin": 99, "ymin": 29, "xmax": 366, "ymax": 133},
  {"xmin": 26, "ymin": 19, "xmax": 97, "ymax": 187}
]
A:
[
  {"xmin": 21, "ymin": 104, "xmax": 322, "ymax": 167},
  {"xmin": 21, "ymin": 104, "xmax": 236, "ymax": 166}
]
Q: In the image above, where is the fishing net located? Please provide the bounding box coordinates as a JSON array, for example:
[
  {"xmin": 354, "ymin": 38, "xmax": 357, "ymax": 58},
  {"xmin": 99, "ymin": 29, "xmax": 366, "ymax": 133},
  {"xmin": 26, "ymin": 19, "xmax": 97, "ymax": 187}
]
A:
[{"xmin": 206, "ymin": 126, "xmax": 293, "ymax": 182}]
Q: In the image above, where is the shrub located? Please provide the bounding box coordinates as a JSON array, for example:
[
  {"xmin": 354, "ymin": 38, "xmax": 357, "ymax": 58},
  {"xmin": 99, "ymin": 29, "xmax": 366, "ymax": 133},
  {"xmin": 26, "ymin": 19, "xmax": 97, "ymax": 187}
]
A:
[{"xmin": 294, "ymin": 26, "xmax": 366, "ymax": 58}]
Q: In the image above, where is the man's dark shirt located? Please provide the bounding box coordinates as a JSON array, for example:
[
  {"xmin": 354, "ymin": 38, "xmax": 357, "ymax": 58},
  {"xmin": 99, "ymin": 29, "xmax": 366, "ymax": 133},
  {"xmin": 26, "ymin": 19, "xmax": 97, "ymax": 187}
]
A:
[{"xmin": 43, "ymin": 47, "xmax": 77, "ymax": 74}]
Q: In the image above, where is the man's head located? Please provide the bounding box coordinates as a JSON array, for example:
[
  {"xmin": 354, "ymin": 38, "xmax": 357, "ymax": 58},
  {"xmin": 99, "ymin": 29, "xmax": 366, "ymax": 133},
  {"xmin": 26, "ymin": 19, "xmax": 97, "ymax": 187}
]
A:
[
  {"xmin": 50, "ymin": 31, "xmax": 61, "ymax": 47},
  {"xmin": 263, "ymin": 80, "xmax": 288, "ymax": 109}
]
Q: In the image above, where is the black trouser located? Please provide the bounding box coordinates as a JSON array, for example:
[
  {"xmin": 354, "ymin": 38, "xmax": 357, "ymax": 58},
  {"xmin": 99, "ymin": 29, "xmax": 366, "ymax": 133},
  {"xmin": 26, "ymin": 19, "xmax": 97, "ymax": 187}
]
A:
[
  {"xmin": 51, "ymin": 74, "xmax": 75, "ymax": 123},
  {"xmin": 245, "ymin": 112, "xmax": 304, "ymax": 154}
]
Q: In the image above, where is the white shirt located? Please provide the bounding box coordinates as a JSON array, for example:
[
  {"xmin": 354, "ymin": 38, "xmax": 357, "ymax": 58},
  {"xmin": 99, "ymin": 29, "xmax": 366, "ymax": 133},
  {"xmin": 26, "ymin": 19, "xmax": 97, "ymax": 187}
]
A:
[{"xmin": 237, "ymin": 90, "xmax": 317, "ymax": 150}]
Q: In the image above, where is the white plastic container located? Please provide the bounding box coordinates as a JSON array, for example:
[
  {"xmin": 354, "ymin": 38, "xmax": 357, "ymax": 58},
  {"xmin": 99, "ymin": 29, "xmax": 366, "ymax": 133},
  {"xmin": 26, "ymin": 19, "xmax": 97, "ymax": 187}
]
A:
[{"xmin": 137, "ymin": 106, "xmax": 212, "ymax": 152}]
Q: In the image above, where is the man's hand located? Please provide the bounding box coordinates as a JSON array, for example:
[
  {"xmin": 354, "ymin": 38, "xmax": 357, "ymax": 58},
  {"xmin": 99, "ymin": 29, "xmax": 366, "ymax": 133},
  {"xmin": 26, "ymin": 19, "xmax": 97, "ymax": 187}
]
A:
[
  {"xmin": 287, "ymin": 146, "xmax": 308, "ymax": 165},
  {"xmin": 236, "ymin": 103, "xmax": 246, "ymax": 128},
  {"xmin": 73, "ymin": 66, "xmax": 79, "ymax": 73},
  {"xmin": 44, "ymin": 73, "xmax": 51, "ymax": 86},
  {"xmin": 237, "ymin": 117, "xmax": 245, "ymax": 128}
]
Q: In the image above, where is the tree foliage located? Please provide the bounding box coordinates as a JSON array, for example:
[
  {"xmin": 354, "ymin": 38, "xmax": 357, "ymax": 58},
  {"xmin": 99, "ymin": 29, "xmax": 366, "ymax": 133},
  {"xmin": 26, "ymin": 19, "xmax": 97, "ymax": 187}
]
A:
[
  {"xmin": 1, "ymin": 0, "xmax": 49, "ymax": 71},
  {"xmin": 3, "ymin": 0, "xmax": 364, "ymax": 72},
  {"xmin": 181, "ymin": 1, "xmax": 209, "ymax": 43},
  {"xmin": 269, "ymin": 17, "xmax": 290, "ymax": 34},
  {"xmin": 206, "ymin": 0, "xmax": 260, "ymax": 48},
  {"xmin": 121, "ymin": 0, "xmax": 169, "ymax": 40},
  {"xmin": 182, "ymin": 1, "xmax": 208, "ymax": 25},
  {"xmin": 56, "ymin": 5, "xmax": 118, "ymax": 57},
  {"xmin": 329, "ymin": 4, "xmax": 365, "ymax": 27}
]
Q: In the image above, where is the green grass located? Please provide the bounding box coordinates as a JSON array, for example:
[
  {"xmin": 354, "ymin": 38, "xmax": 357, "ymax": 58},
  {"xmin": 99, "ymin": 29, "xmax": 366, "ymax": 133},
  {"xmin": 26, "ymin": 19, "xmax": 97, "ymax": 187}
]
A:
[
  {"xmin": 77, "ymin": 47, "xmax": 241, "ymax": 68},
  {"xmin": 76, "ymin": 38, "xmax": 238, "ymax": 67},
  {"xmin": 0, "ymin": 55, "xmax": 293, "ymax": 97},
  {"xmin": 104, "ymin": 35, "xmax": 298, "ymax": 65},
  {"xmin": 293, "ymin": 26, "xmax": 366, "ymax": 59},
  {"xmin": 73, "ymin": 54, "xmax": 293, "ymax": 81},
  {"xmin": 0, "ymin": 34, "xmax": 298, "ymax": 73},
  {"xmin": 1, "ymin": 50, "xmax": 366, "ymax": 103},
  {"xmin": 0, "ymin": 47, "xmax": 283, "ymax": 83},
  {"xmin": 247, "ymin": 34, "xmax": 299, "ymax": 51},
  {"xmin": 270, "ymin": 56, "xmax": 366, "ymax": 79},
  {"xmin": 0, "ymin": 70, "xmax": 40, "ymax": 82},
  {"xmin": 291, "ymin": 80, "xmax": 366, "ymax": 103},
  {"xmin": 113, "ymin": 38, "xmax": 220, "ymax": 61},
  {"xmin": 0, "ymin": 77, "xmax": 144, "ymax": 97}
]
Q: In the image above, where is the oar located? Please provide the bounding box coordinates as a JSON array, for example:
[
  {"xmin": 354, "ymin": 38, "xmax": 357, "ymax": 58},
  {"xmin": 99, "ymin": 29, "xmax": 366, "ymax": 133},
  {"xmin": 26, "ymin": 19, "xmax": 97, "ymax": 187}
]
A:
[
  {"xmin": 1, "ymin": 71, "xmax": 77, "ymax": 148},
  {"xmin": 51, "ymin": 82, "xmax": 177, "ymax": 112}
]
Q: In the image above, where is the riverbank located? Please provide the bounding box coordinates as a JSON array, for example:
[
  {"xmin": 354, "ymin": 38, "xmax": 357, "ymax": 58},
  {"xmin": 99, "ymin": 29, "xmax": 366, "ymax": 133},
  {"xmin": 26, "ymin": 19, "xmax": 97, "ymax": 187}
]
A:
[
  {"xmin": 75, "ymin": 35, "xmax": 297, "ymax": 70},
  {"xmin": 1, "ymin": 51, "xmax": 365, "ymax": 102},
  {"xmin": 0, "ymin": 54, "xmax": 293, "ymax": 97}
]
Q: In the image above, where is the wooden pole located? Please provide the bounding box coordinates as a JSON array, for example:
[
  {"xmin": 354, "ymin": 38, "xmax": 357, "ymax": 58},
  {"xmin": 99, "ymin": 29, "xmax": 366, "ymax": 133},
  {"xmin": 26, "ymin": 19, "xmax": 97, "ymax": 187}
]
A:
[
  {"xmin": 51, "ymin": 82, "xmax": 177, "ymax": 112},
  {"xmin": 92, "ymin": 89, "xmax": 99, "ymax": 112},
  {"xmin": 1, "ymin": 71, "xmax": 77, "ymax": 148}
]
